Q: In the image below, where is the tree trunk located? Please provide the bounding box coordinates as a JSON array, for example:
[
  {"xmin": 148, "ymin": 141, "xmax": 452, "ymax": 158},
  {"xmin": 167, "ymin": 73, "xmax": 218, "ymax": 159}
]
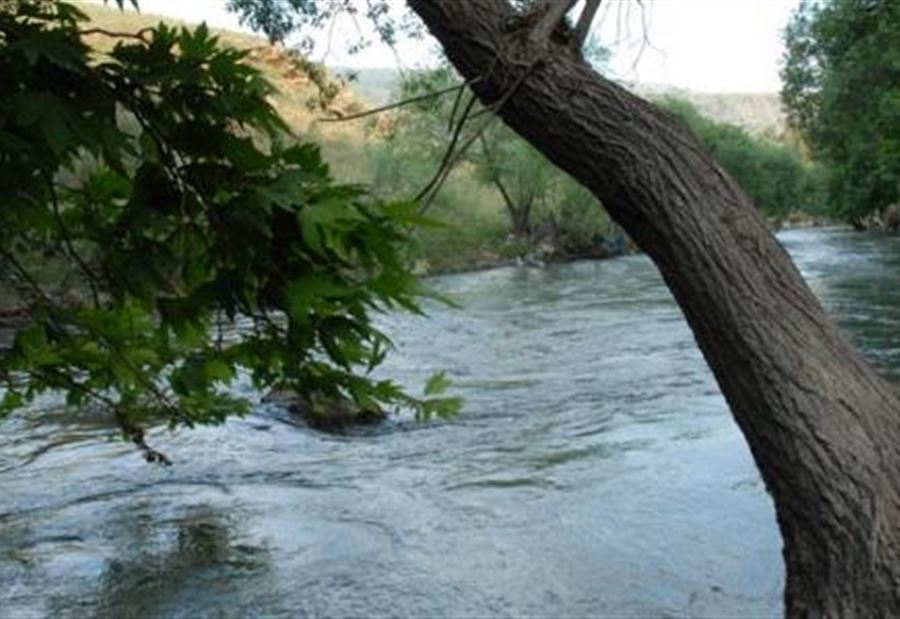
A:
[
  {"xmin": 510, "ymin": 201, "xmax": 532, "ymax": 240},
  {"xmin": 478, "ymin": 134, "xmax": 532, "ymax": 239},
  {"xmin": 407, "ymin": 1, "xmax": 900, "ymax": 615}
]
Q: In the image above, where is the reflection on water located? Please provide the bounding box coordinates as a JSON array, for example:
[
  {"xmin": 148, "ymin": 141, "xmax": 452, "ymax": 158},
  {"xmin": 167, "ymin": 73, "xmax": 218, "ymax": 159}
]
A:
[{"xmin": 1, "ymin": 227, "xmax": 899, "ymax": 617}]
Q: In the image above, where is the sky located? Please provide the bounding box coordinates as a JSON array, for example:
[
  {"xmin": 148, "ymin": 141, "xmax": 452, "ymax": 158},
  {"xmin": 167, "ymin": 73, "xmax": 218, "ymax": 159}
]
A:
[{"xmin": 105, "ymin": 0, "xmax": 801, "ymax": 93}]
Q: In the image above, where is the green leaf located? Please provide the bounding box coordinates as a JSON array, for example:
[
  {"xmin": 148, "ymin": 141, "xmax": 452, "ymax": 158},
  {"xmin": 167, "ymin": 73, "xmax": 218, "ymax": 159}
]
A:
[
  {"xmin": 420, "ymin": 396, "xmax": 462, "ymax": 420},
  {"xmin": 0, "ymin": 2, "xmax": 459, "ymax": 454},
  {"xmin": 424, "ymin": 370, "xmax": 451, "ymax": 396},
  {"xmin": 0, "ymin": 391, "xmax": 25, "ymax": 416}
]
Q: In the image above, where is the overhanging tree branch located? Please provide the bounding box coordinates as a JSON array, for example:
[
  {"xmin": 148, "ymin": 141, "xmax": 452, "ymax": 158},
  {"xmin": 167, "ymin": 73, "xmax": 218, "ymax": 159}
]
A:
[
  {"xmin": 477, "ymin": 132, "xmax": 517, "ymax": 217},
  {"xmin": 415, "ymin": 92, "xmax": 478, "ymax": 209},
  {"xmin": 42, "ymin": 171, "xmax": 101, "ymax": 308}
]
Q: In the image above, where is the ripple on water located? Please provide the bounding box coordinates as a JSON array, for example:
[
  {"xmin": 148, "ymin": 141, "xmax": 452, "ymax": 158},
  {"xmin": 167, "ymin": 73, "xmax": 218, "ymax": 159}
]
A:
[{"xmin": 4, "ymin": 228, "xmax": 900, "ymax": 616}]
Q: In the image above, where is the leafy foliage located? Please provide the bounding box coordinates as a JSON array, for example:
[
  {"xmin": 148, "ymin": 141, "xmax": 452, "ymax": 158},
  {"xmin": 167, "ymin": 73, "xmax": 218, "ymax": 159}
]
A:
[
  {"xmin": 782, "ymin": 0, "xmax": 900, "ymax": 222},
  {"xmin": 659, "ymin": 97, "xmax": 824, "ymax": 220},
  {"xmin": 386, "ymin": 65, "xmax": 619, "ymax": 247},
  {"xmin": 0, "ymin": 1, "xmax": 458, "ymax": 460},
  {"xmin": 225, "ymin": 0, "xmax": 420, "ymax": 52}
]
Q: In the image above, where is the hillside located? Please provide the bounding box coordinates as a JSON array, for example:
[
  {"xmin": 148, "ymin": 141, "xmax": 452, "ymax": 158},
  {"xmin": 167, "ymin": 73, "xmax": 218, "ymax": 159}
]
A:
[
  {"xmin": 81, "ymin": 7, "xmax": 785, "ymax": 138},
  {"xmin": 331, "ymin": 66, "xmax": 400, "ymax": 107},
  {"xmin": 341, "ymin": 66, "xmax": 786, "ymax": 136},
  {"xmin": 71, "ymin": 5, "xmax": 508, "ymax": 274},
  {"xmin": 632, "ymin": 84, "xmax": 786, "ymax": 136},
  {"xmin": 80, "ymin": 4, "xmax": 368, "ymax": 147}
]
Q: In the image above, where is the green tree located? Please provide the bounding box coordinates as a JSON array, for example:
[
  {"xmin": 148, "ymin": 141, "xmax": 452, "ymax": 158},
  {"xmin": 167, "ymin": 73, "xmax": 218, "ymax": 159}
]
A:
[
  {"xmin": 391, "ymin": 65, "xmax": 616, "ymax": 245},
  {"xmin": 0, "ymin": 1, "xmax": 457, "ymax": 462},
  {"xmin": 782, "ymin": 0, "xmax": 900, "ymax": 223},
  {"xmin": 659, "ymin": 97, "xmax": 821, "ymax": 221}
]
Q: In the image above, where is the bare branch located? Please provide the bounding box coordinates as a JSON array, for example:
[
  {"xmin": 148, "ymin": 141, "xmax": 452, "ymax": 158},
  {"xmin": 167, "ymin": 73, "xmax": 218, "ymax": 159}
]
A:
[
  {"xmin": 414, "ymin": 93, "xmax": 478, "ymax": 206},
  {"xmin": 572, "ymin": 0, "xmax": 602, "ymax": 51},
  {"xmin": 417, "ymin": 63, "xmax": 537, "ymax": 213},
  {"xmin": 446, "ymin": 81, "xmax": 468, "ymax": 133},
  {"xmin": 43, "ymin": 171, "xmax": 101, "ymax": 308},
  {"xmin": 630, "ymin": 0, "xmax": 662, "ymax": 75},
  {"xmin": 477, "ymin": 133, "xmax": 517, "ymax": 217},
  {"xmin": 79, "ymin": 27, "xmax": 153, "ymax": 43},
  {"xmin": 528, "ymin": 0, "xmax": 577, "ymax": 45},
  {"xmin": 318, "ymin": 78, "xmax": 479, "ymax": 122}
]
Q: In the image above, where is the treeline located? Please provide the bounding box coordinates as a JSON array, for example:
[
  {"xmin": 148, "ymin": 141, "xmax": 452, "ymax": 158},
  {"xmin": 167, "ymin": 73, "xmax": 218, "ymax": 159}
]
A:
[
  {"xmin": 782, "ymin": 0, "xmax": 900, "ymax": 228},
  {"xmin": 357, "ymin": 66, "xmax": 624, "ymax": 273},
  {"xmin": 350, "ymin": 66, "xmax": 824, "ymax": 273},
  {"xmin": 371, "ymin": 0, "xmax": 900, "ymax": 236},
  {"xmin": 658, "ymin": 97, "xmax": 826, "ymax": 222}
]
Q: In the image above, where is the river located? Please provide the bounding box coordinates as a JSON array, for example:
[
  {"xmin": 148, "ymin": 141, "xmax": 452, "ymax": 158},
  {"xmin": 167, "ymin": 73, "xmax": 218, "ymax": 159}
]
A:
[{"xmin": 1, "ymin": 227, "xmax": 899, "ymax": 617}]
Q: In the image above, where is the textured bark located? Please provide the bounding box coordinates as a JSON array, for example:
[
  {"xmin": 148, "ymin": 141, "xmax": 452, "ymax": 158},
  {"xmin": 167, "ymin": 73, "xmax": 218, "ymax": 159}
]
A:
[{"xmin": 407, "ymin": 1, "xmax": 900, "ymax": 615}]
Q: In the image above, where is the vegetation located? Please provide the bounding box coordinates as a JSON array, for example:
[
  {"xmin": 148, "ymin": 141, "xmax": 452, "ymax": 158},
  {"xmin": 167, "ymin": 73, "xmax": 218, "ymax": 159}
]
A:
[
  {"xmin": 782, "ymin": 0, "xmax": 900, "ymax": 225},
  {"xmin": 0, "ymin": 0, "xmax": 829, "ymax": 462},
  {"xmin": 0, "ymin": 1, "xmax": 458, "ymax": 461},
  {"xmin": 5, "ymin": 0, "xmax": 900, "ymax": 612},
  {"xmin": 659, "ymin": 97, "xmax": 826, "ymax": 222},
  {"xmin": 370, "ymin": 65, "xmax": 621, "ymax": 267}
]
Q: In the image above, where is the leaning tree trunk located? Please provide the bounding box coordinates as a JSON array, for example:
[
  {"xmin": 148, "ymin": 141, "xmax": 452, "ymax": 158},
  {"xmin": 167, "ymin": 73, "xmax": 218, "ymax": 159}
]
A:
[{"xmin": 408, "ymin": 1, "xmax": 900, "ymax": 615}]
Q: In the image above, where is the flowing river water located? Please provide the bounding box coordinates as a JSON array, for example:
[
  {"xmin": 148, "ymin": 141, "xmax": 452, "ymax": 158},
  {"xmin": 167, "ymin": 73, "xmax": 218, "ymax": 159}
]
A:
[{"xmin": 1, "ymin": 227, "xmax": 899, "ymax": 618}]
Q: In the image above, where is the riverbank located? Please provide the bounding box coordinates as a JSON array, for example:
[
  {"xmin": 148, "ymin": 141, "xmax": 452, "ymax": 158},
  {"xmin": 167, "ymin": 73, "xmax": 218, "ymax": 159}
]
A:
[
  {"xmin": 769, "ymin": 211, "xmax": 836, "ymax": 231},
  {"xmin": 417, "ymin": 232, "xmax": 635, "ymax": 276}
]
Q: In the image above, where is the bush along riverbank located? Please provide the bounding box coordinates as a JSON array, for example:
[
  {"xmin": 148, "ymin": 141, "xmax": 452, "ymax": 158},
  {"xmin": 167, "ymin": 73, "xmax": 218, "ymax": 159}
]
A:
[{"xmin": 413, "ymin": 222, "xmax": 635, "ymax": 276}]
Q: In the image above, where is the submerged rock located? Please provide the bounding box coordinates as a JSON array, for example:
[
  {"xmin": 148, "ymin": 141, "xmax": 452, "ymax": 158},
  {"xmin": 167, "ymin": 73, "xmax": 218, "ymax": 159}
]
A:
[
  {"xmin": 851, "ymin": 204, "xmax": 900, "ymax": 231},
  {"xmin": 262, "ymin": 389, "xmax": 386, "ymax": 432}
]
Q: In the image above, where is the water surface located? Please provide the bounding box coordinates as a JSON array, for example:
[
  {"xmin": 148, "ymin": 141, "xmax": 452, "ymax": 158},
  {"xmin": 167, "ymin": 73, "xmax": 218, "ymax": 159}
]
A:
[{"xmin": 2, "ymin": 227, "xmax": 898, "ymax": 617}]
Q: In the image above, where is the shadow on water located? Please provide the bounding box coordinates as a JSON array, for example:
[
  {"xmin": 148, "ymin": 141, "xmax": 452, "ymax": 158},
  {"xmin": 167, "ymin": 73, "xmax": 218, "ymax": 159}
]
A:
[
  {"xmin": 84, "ymin": 507, "xmax": 270, "ymax": 618},
  {"xmin": 1, "ymin": 227, "xmax": 898, "ymax": 616}
]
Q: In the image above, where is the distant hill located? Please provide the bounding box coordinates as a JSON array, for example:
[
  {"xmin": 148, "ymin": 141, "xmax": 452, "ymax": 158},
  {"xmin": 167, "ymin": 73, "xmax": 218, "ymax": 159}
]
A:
[
  {"xmin": 79, "ymin": 7, "xmax": 785, "ymax": 138},
  {"xmin": 632, "ymin": 84, "xmax": 786, "ymax": 136},
  {"xmin": 81, "ymin": 4, "xmax": 367, "ymax": 142},
  {"xmin": 340, "ymin": 67, "xmax": 786, "ymax": 136},
  {"xmin": 78, "ymin": 6, "xmax": 786, "ymax": 157},
  {"xmin": 331, "ymin": 67, "xmax": 401, "ymax": 107}
]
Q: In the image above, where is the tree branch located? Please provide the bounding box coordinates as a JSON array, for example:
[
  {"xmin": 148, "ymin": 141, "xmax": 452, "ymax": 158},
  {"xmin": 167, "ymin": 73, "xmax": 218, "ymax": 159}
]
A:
[
  {"xmin": 318, "ymin": 78, "xmax": 479, "ymax": 122},
  {"xmin": 446, "ymin": 80, "xmax": 468, "ymax": 133},
  {"xmin": 477, "ymin": 133, "xmax": 517, "ymax": 217},
  {"xmin": 415, "ymin": 93, "xmax": 478, "ymax": 206},
  {"xmin": 79, "ymin": 27, "xmax": 153, "ymax": 43},
  {"xmin": 43, "ymin": 171, "xmax": 102, "ymax": 308},
  {"xmin": 0, "ymin": 247, "xmax": 51, "ymax": 307},
  {"xmin": 417, "ymin": 61, "xmax": 537, "ymax": 213},
  {"xmin": 528, "ymin": 0, "xmax": 577, "ymax": 45},
  {"xmin": 572, "ymin": 0, "xmax": 602, "ymax": 51}
]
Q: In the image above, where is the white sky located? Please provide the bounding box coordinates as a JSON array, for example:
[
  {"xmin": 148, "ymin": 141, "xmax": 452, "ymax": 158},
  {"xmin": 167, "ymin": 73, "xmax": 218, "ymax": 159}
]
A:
[{"xmin": 95, "ymin": 0, "xmax": 801, "ymax": 93}]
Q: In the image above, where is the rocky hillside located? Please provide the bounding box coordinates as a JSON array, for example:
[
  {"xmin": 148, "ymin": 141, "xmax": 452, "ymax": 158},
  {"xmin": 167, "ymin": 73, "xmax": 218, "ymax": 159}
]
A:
[{"xmin": 81, "ymin": 4, "xmax": 367, "ymax": 143}]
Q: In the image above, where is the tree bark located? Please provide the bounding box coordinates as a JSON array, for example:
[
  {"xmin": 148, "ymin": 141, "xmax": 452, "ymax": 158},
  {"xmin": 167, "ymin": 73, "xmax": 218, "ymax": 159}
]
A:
[{"xmin": 407, "ymin": 0, "xmax": 900, "ymax": 615}]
